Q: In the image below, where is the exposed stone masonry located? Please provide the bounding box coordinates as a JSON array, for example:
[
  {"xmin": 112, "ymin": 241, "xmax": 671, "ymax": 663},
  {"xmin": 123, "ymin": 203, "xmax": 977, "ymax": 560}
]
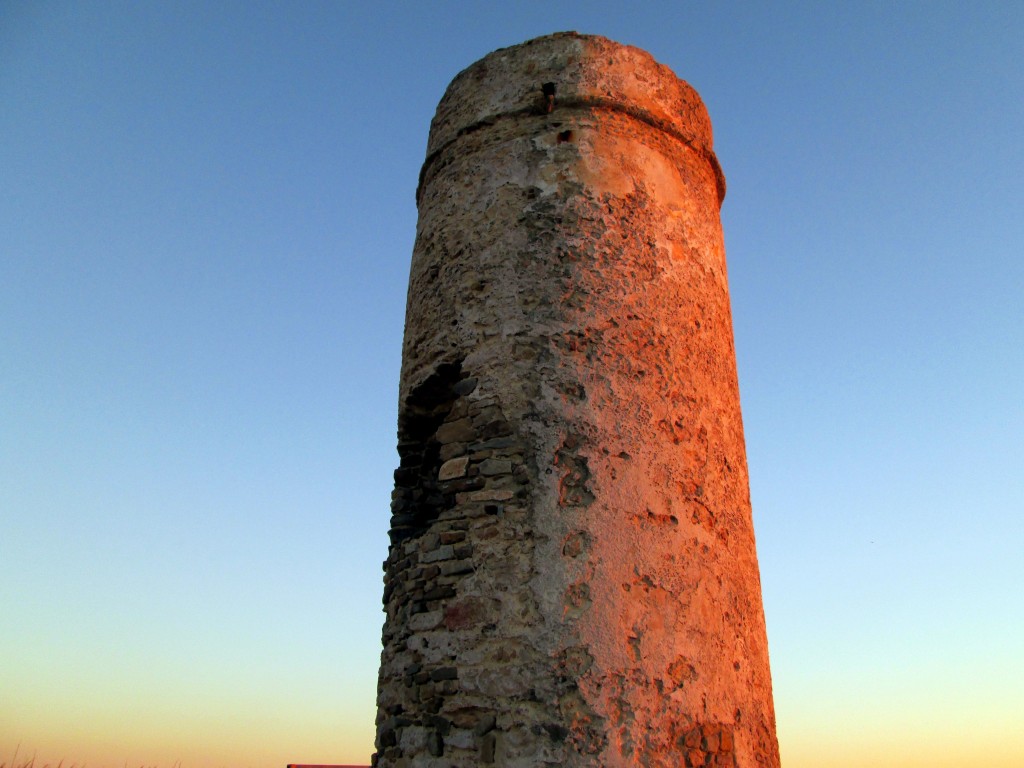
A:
[
  {"xmin": 374, "ymin": 32, "xmax": 780, "ymax": 768},
  {"xmin": 379, "ymin": 363, "xmax": 576, "ymax": 765}
]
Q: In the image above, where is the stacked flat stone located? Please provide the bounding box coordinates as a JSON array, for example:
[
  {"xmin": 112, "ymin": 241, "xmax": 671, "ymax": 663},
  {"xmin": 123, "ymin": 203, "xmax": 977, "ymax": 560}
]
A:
[{"xmin": 374, "ymin": 32, "xmax": 780, "ymax": 768}]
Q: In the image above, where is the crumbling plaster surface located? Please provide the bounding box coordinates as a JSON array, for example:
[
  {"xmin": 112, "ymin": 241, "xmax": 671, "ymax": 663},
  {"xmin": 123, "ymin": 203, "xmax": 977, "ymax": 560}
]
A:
[{"xmin": 375, "ymin": 32, "xmax": 779, "ymax": 768}]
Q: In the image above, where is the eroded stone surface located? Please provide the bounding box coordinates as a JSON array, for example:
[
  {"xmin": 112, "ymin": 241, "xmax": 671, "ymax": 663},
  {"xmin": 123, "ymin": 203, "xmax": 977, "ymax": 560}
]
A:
[{"xmin": 374, "ymin": 31, "xmax": 779, "ymax": 768}]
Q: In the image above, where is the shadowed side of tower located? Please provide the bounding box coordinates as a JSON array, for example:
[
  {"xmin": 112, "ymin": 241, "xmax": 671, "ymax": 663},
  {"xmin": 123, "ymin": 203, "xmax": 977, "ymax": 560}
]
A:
[{"xmin": 374, "ymin": 32, "xmax": 779, "ymax": 768}]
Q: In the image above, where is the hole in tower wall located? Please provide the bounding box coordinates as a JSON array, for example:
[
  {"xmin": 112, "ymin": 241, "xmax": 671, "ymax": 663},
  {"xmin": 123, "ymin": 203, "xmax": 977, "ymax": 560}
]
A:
[
  {"xmin": 557, "ymin": 130, "xmax": 573, "ymax": 143},
  {"xmin": 389, "ymin": 361, "xmax": 465, "ymax": 545},
  {"xmin": 541, "ymin": 81, "xmax": 556, "ymax": 114}
]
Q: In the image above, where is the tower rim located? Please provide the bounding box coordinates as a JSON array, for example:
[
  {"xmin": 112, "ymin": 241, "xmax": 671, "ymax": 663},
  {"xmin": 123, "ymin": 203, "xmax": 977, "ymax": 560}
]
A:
[{"xmin": 418, "ymin": 32, "xmax": 725, "ymax": 206}]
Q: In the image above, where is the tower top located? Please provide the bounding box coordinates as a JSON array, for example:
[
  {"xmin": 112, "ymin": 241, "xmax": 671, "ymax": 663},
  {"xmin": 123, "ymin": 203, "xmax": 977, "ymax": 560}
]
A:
[{"xmin": 420, "ymin": 32, "xmax": 725, "ymax": 204}]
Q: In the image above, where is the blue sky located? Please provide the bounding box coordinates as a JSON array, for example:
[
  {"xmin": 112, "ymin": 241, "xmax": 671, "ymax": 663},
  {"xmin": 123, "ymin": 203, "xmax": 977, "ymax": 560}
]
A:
[{"xmin": 2, "ymin": 2, "xmax": 1022, "ymax": 766}]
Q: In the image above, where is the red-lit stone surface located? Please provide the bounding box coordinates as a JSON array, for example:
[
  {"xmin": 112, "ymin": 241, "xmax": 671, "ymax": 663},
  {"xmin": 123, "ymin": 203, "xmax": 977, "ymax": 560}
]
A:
[{"xmin": 375, "ymin": 32, "xmax": 779, "ymax": 768}]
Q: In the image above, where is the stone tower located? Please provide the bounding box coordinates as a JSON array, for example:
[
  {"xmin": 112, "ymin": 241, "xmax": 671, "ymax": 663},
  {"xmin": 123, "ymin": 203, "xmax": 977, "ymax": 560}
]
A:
[{"xmin": 375, "ymin": 32, "xmax": 779, "ymax": 768}]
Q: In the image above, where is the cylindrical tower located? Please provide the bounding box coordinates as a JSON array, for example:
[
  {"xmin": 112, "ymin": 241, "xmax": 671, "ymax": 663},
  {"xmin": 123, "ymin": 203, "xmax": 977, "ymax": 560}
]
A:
[{"xmin": 375, "ymin": 32, "xmax": 779, "ymax": 768}]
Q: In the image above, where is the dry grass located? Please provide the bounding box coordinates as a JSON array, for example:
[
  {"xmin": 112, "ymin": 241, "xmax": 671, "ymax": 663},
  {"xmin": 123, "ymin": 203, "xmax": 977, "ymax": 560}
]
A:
[{"xmin": 1, "ymin": 757, "xmax": 171, "ymax": 768}]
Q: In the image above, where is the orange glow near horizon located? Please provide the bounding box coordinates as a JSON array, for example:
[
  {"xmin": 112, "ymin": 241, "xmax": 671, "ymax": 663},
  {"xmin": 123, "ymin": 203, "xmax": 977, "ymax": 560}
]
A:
[{"xmin": 2, "ymin": 691, "xmax": 374, "ymax": 768}]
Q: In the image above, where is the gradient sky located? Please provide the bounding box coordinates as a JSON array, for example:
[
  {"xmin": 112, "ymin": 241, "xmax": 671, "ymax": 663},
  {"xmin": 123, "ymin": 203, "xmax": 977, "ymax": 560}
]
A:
[{"xmin": 2, "ymin": 2, "xmax": 1022, "ymax": 767}]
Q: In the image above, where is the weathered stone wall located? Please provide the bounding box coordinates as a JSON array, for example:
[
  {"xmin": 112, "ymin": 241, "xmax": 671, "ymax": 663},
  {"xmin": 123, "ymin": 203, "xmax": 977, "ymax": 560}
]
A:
[{"xmin": 374, "ymin": 32, "xmax": 780, "ymax": 768}]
